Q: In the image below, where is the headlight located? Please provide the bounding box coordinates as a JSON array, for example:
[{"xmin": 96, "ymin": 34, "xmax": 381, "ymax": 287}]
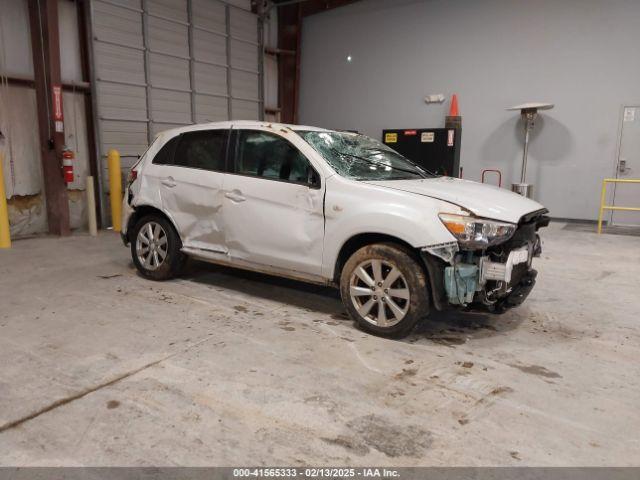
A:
[{"xmin": 438, "ymin": 213, "xmax": 516, "ymax": 248}]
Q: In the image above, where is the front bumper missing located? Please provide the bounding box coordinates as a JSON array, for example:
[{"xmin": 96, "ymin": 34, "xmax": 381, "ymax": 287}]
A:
[
  {"xmin": 462, "ymin": 268, "xmax": 537, "ymax": 314},
  {"xmin": 490, "ymin": 268, "xmax": 537, "ymax": 313},
  {"xmin": 479, "ymin": 245, "xmax": 531, "ymax": 284},
  {"xmin": 422, "ymin": 210, "xmax": 547, "ymax": 313},
  {"xmin": 439, "ymin": 239, "xmax": 540, "ymax": 311}
]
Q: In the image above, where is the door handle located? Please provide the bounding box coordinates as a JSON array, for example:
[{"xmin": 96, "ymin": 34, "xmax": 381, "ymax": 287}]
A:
[
  {"xmin": 161, "ymin": 176, "xmax": 176, "ymax": 188},
  {"xmin": 224, "ymin": 190, "xmax": 246, "ymax": 202}
]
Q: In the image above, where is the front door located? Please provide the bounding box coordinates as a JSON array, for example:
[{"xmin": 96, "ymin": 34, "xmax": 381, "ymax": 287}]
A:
[
  {"xmin": 159, "ymin": 129, "xmax": 229, "ymax": 253},
  {"xmin": 612, "ymin": 106, "xmax": 640, "ymax": 226},
  {"xmin": 222, "ymin": 129, "xmax": 325, "ymax": 277}
]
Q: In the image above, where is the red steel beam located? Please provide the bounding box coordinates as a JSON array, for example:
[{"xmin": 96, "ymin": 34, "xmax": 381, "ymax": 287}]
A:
[
  {"xmin": 27, "ymin": 0, "xmax": 70, "ymax": 236},
  {"xmin": 277, "ymin": 3, "xmax": 302, "ymax": 124},
  {"xmin": 3, "ymin": 75, "xmax": 90, "ymax": 92},
  {"xmin": 277, "ymin": 0, "xmax": 361, "ymax": 123}
]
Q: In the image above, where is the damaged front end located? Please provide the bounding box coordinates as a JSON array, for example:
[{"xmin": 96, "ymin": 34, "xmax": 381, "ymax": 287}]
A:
[{"xmin": 423, "ymin": 209, "xmax": 549, "ymax": 314}]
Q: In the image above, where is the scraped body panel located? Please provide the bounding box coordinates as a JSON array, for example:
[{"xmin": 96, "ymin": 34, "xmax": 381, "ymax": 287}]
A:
[{"xmin": 160, "ymin": 167, "xmax": 226, "ymax": 253}]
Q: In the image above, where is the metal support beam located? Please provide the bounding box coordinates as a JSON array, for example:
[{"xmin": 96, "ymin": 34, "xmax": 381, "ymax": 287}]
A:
[
  {"xmin": 275, "ymin": 0, "xmax": 362, "ymax": 123},
  {"xmin": 76, "ymin": 0, "xmax": 103, "ymax": 228},
  {"xmin": 187, "ymin": 0, "xmax": 197, "ymax": 124},
  {"xmin": 257, "ymin": 12, "xmax": 265, "ymax": 121},
  {"xmin": 142, "ymin": 0, "xmax": 153, "ymax": 143},
  {"xmin": 277, "ymin": 3, "xmax": 301, "ymax": 124},
  {"xmin": 1, "ymin": 74, "xmax": 90, "ymax": 91},
  {"xmin": 85, "ymin": 0, "xmax": 108, "ymax": 226},
  {"xmin": 225, "ymin": 4, "xmax": 233, "ymax": 120},
  {"xmin": 27, "ymin": 0, "xmax": 71, "ymax": 236}
]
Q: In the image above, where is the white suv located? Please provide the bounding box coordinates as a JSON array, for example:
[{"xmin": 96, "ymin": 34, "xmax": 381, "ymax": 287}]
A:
[{"xmin": 122, "ymin": 121, "xmax": 549, "ymax": 337}]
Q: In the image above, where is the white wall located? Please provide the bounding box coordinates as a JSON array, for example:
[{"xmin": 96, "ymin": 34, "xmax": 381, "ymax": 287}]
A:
[{"xmin": 298, "ymin": 0, "xmax": 640, "ymax": 220}]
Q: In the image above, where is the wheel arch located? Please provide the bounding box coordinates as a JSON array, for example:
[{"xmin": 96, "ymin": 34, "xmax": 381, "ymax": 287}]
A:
[
  {"xmin": 333, "ymin": 232, "xmax": 450, "ymax": 312},
  {"xmin": 333, "ymin": 233, "xmax": 422, "ymax": 283},
  {"xmin": 126, "ymin": 205, "xmax": 181, "ymax": 244}
]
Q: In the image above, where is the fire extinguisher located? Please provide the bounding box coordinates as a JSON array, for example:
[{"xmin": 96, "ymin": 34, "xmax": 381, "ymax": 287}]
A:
[{"xmin": 62, "ymin": 146, "xmax": 74, "ymax": 184}]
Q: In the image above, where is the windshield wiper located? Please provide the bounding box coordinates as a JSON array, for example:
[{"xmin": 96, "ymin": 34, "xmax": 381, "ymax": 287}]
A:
[{"xmin": 330, "ymin": 149, "xmax": 427, "ymax": 178}]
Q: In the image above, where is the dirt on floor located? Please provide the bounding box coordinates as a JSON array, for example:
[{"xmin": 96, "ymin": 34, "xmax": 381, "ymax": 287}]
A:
[{"xmin": 0, "ymin": 223, "xmax": 639, "ymax": 466}]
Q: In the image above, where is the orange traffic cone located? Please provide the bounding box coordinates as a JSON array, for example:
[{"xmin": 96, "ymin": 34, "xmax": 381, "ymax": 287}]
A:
[
  {"xmin": 445, "ymin": 94, "xmax": 461, "ymax": 128},
  {"xmin": 449, "ymin": 94, "xmax": 459, "ymax": 116}
]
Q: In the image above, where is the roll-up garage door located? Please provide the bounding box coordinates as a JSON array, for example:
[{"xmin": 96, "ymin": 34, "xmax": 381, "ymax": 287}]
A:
[{"xmin": 88, "ymin": 0, "xmax": 261, "ymax": 221}]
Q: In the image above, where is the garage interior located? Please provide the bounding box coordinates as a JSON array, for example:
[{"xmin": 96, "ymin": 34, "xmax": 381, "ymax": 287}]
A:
[{"xmin": 1, "ymin": 0, "xmax": 639, "ymax": 470}]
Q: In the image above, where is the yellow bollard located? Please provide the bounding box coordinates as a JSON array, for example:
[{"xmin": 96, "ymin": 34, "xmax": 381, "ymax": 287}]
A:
[
  {"xmin": 108, "ymin": 149, "xmax": 122, "ymax": 232},
  {"xmin": 0, "ymin": 153, "xmax": 11, "ymax": 249},
  {"xmin": 597, "ymin": 179, "xmax": 607, "ymax": 234}
]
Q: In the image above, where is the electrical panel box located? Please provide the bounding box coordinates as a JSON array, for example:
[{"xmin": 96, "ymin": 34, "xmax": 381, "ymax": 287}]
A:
[{"xmin": 382, "ymin": 128, "xmax": 462, "ymax": 177}]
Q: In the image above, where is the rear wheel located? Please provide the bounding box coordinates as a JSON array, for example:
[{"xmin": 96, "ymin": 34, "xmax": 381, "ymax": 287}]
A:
[
  {"xmin": 339, "ymin": 243, "xmax": 429, "ymax": 338},
  {"xmin": 131, "ymin": 215, "xmax": 185, "ymax": 281}
]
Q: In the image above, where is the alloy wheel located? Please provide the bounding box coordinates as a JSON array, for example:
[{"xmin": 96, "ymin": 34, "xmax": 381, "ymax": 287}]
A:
[
  {"xmin": 136, "ymin": 221, "xmax": 168, "ymax": 271},
  {"xmin": 349, "ymin": 259, "xmax": 410, "ymax": 327}
]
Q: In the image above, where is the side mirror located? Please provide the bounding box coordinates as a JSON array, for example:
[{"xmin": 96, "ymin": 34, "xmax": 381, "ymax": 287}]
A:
[{"xmin": 307, "ymin": 168, "xmax": 320, "ymax": 189}]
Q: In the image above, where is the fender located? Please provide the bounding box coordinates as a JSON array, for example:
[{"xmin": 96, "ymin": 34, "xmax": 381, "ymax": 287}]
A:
[{"xmin": 321, "ymin": 176, "xmax": 459, "ymax": 279}]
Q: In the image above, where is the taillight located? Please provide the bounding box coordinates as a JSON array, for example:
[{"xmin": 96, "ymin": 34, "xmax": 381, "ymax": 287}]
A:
[{"xmin": 127, "ymin": 169, "xmax": 138, "ymax": 186}]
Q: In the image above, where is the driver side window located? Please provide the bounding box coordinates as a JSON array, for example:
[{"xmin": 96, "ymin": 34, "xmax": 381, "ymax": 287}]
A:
[{"xmin": 235, "ymin": 130, "xmax": 318, "ymax": 187}]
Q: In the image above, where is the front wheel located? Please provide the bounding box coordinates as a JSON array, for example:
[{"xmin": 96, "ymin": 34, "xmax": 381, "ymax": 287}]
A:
[
  {"xmin": 339, "ymin": 243, "xmax": 430, "ymax": 338},
  {"xmin": 130, "ymin": 214, "xmax": 185, "ymax": 281}
]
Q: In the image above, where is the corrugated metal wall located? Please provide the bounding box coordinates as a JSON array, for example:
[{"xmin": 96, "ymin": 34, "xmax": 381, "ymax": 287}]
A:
[{"xmin": 89, "ymin": 0, "xmax": 262, "ymax": 219}]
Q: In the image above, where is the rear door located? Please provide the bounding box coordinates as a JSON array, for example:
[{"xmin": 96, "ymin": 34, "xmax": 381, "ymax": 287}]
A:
[
  {"xmin": 222, "ymin": 128, "xmax": 325, "ymax": 277},
  {"xmin": 157, "ymin": 129, "xmax": 230, "ymax": 253}
]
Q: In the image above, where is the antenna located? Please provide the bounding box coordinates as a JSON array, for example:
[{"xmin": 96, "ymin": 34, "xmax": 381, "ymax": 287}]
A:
[{"xmin": 507, "ymin": 102, "xmax": 554, "ymax": 198}]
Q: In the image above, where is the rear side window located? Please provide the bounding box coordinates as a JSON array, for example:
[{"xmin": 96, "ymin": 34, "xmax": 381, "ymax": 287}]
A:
[
  {"xmin": 152, "ymin": 136, "xmax": 180, "ymax": 165},
  {"xmin": 174, "ymin": 130, "xmax": 228, "ymax": 171},
  {"xmin": 235, "ymin": 130, "xmax": 312, "ymax": 184}
]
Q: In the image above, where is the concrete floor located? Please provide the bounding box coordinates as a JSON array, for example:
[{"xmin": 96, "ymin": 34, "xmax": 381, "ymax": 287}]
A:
[{"xmin": 0, "ymin": 222, "xmax": 638, "ymax": 466}]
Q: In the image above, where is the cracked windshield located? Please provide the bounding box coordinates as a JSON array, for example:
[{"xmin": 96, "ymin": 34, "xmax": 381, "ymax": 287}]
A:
[{"xmin": 298, "ymin": 131, "xmax": 433, "ymax": 181}]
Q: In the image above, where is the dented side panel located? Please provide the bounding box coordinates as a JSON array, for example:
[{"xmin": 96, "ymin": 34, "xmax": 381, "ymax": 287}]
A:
[
  {"xmin": 159, "ymin": 167, "xmax": 227, "ymax": 253},
  {"xmin": 123, "ymin": 133, "xmax": 170, "ymax": 236},
  {"xmin": 222, "ymin": 174, "xmax": 325, "ymax": 276}
]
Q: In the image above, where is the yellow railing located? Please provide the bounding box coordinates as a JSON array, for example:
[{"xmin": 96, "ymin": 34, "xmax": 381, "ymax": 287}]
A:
[{"xmin": 597, "ymin": 178, "xmax": 640, "ymax": 234}]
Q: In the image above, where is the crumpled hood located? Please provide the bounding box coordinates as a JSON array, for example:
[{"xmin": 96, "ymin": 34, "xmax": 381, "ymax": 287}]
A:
[{"xmin": 364, "ymin": 177, "xmax": 546, "ymax": 223}]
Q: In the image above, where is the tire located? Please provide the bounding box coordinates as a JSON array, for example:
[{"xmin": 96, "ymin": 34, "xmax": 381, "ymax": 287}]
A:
[
  {"xmin": 339, "ymin": 243, "xmax": 430, "ymax": 338},
  {"xmin": 130, "ymin": 214, "xmax": 186, "ymax": 281}
]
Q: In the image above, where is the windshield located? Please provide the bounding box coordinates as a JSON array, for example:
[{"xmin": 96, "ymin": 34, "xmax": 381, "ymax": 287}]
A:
[{"xmin": 298, "ymin": 130, "xmax": 433, "ymax": 181}]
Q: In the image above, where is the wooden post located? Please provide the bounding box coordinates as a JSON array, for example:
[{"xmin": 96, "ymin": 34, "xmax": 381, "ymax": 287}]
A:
[{"xmin": 28, "ymin": 0, "xmax": 71, "ymax": 236}]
